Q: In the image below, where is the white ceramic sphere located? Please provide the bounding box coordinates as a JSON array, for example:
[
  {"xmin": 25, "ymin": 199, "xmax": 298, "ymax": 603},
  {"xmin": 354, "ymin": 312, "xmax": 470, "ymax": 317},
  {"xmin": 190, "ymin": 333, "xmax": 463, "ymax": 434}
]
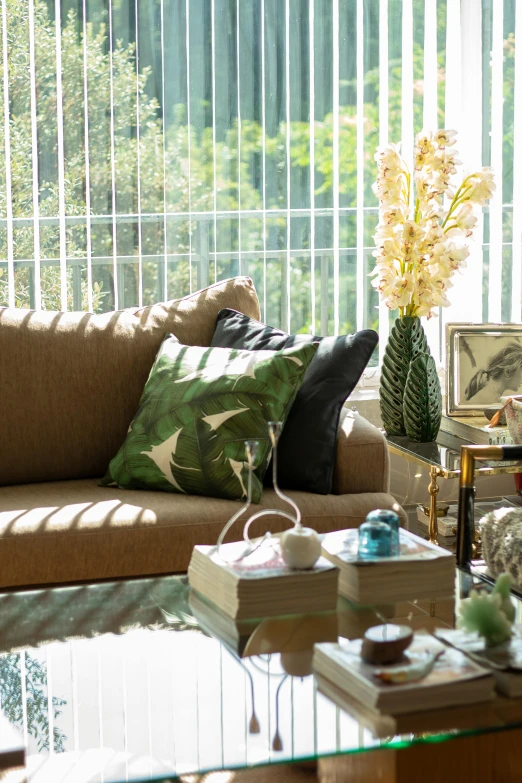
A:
[{"xmin": 280, "ymin": 526, "xmax": 321, "ymax": 569}]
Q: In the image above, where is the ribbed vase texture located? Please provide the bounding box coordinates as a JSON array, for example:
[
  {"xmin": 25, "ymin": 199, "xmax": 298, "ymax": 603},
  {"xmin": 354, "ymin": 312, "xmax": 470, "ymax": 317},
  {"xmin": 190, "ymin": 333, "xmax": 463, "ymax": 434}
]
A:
[{"xmin": 380, "ymin": 316, "xmax": 442, "ymax": 442}]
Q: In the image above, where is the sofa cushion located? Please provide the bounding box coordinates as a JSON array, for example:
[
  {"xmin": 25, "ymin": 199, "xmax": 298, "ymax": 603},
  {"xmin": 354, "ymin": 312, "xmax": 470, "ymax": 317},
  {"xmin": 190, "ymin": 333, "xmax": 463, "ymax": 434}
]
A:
[
  {"xmin": 103, "ymin": 337, "xmax": 317, "ymax": 501},
  {"xmin": 0, "ymin": 479, "xmax": 406, "ymax": 587},
  {"xmin": 210, "ymin": 308, "xmax": 378, "ymax": 494},
  {"xmin": 0, "ymin": 277, "xmax": 260, "ymax": 487}
]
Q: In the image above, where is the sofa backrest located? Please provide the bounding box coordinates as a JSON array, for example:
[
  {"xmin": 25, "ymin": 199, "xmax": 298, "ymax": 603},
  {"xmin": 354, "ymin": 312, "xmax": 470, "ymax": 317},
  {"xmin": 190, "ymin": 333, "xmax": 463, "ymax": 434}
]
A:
[{"xmin": 0, "ymin": 276, "xmax": 260, "ymax": 487}]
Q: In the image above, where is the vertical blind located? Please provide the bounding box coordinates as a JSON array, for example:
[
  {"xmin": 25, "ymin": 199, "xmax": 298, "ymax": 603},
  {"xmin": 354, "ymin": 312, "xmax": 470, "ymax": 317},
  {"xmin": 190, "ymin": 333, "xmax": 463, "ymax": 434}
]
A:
[{"xmin": 0, "ymin": 0, "xmax": 519, "ymax": 365}]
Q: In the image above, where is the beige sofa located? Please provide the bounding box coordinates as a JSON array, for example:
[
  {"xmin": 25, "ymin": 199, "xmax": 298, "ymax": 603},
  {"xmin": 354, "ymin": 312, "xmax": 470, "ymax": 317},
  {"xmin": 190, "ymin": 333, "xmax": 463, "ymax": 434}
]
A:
[{"xmin": 0, "ymin": 276, "xmax": 404, "ymax": 588}]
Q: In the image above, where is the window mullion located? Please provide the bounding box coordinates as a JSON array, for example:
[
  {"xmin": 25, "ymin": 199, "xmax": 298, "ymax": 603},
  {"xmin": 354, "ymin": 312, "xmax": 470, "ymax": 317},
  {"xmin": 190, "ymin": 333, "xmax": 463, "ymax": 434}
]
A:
[
  {"xmin": 488, "ymin": 0, "xmax": 504, "ymax": 322},
  {"xmin": 54, "ymin": 0, "xmax": 67, "ymax": 311},
  {"xmin": 355, "ymin": 0, "xmax": 364, "ymax": 332},
  {"xmin": 458, "ymin": 0, "xmax": 484, "ymax": 324},
  {"xmin": 512, "ymin": 0, "xmax": 522, "ymax": 321},
  {"xmin": 28, "ymin": 0, "xmax": 41, "ymax": 310},
  {"xmin": 2, "ymin": 0, "xmax": 14, "ymax": 308},
  {"xmin": 378, "ymin": 0, "xmax": 389, "ymax": 365}
]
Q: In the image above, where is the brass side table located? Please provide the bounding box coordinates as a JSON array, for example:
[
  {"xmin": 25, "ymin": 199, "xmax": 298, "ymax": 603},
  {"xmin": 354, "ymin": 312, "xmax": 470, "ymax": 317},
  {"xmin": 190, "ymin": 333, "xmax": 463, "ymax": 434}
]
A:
[{"xmin": 386, "ymin": 432, "xmax": 522, "ymax": 545}]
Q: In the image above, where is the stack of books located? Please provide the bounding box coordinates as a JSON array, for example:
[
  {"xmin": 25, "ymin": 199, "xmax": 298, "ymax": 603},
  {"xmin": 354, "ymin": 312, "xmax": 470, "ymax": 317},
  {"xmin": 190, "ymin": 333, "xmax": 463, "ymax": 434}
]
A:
[
  {"xmin": 188, "ymin": 539, "xmax": 338, "ymax": 620},
  {"xmin": 315, "ymin": 671, "xmax": 497, "ymax": 739},
  {"xmin": 313, "ymin": 632, "xmax": 495, "ymax": 716},
  {"xmin": 440, "ymin": 413, "xmax": 511, "ymax": 446},
  {"xmin": 321, "ymin": 528, "xmax": 455, "ymax": 605}
]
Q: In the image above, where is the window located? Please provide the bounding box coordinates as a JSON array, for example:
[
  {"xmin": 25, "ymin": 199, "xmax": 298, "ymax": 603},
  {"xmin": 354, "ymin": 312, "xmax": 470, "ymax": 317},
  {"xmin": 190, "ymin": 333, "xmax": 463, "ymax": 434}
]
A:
[{"xmin": 0, "ymin": 0, "xmax": 518, "ymax": 366}]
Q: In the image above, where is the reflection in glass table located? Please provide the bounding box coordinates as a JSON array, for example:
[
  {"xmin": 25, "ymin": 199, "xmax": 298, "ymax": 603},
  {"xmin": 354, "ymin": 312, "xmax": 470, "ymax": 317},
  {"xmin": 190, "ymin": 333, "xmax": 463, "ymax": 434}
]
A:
[
  {"xmin": 2, "ymin": 572, "xmax": 522, "ymax": 782},
  {"xmin": 386, "ymin": 430, "xmax": 522, "ymax": 545}
]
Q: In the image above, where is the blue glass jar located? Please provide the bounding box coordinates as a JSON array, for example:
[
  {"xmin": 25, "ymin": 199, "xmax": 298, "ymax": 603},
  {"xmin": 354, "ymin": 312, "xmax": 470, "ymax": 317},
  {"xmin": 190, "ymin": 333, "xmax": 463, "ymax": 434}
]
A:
[
  {"xmin": 365, "ymin": 509, "xmax": 400, "ymax": 556},
  {"xmin": 357, "ymin": 519, "xmax": 392, "ymax": 559}
]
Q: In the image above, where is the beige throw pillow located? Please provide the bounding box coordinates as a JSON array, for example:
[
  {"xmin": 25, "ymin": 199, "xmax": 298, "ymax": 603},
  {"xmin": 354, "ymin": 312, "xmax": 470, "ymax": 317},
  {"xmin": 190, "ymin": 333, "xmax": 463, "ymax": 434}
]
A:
[{"xmin": 0, "ymin": 277, "xmax": 260, "ymax": 486}]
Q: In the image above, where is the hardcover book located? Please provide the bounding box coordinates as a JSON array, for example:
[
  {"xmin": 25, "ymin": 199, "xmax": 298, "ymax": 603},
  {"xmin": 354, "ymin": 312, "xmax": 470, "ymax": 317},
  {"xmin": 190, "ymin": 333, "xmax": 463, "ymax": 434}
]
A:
[{"xmin": 321, "ymin": 528, "xmax": 455, "ymax": 605}]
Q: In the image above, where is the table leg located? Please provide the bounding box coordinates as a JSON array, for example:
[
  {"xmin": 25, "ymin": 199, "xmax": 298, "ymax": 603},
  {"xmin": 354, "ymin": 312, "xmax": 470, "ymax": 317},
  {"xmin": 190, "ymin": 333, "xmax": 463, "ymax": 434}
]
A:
[{"xmin": 428, "ymin": 467, "xmax": 440, "ymax": 545}]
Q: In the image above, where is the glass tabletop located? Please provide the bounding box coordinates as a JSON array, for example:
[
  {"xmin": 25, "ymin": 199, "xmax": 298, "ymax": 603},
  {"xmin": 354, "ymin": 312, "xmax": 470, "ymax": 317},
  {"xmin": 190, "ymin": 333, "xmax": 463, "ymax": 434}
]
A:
[
  {"xmin": 386, "ymin": 430, "xmax": 522, "ymax": 477},
  {"xmin": 3, "ymin": 571, "xmax": 522, "ymax": 782}
]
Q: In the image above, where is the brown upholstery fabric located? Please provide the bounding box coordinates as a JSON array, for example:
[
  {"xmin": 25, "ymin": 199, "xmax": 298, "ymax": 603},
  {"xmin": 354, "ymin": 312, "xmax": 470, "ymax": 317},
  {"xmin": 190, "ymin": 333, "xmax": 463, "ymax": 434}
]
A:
[
  {"xmin": 332, "ymin": 409, "xmax": 390, "ymax": 495},
  {"xmin": 0, "ymin": 277, "xmax": 260, "ymax": 487},
  {"xmin": 0, "ymin": 479, "xmax": 406, "ymax": 587}
]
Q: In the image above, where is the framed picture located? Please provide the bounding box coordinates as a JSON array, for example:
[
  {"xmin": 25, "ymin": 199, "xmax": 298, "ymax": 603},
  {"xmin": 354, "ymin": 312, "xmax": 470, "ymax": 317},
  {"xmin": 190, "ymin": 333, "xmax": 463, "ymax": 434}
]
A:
[{"xmin": 446, "ymin": 323, "xmax": 522, "ymax": 416}]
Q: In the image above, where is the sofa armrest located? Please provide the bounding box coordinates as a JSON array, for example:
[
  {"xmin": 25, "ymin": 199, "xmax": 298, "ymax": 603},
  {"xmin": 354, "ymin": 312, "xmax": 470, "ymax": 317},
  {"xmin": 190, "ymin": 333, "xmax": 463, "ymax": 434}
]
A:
[{"xmin": 332, "ymin": 409, "xmax": 390, "ymax": 495}]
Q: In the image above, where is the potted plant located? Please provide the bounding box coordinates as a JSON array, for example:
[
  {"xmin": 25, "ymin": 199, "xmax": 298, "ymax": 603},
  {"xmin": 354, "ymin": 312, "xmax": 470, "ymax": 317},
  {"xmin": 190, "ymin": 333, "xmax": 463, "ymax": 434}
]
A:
[{"xmin": 372, "ymin": 130, "xmax": 495, "ymax": 442}]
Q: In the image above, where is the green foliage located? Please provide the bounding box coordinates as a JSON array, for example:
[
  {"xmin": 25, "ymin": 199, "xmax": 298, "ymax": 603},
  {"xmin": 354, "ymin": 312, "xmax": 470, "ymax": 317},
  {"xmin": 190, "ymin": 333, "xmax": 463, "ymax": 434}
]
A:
[
  {"xmin": 492, "ymin": 572, "xmax": 516, "ymax": 624},
  {"xmin": 0, "ymin": 652, "xmax": 66, "ymax": 752},
  {"xmin": 458, "ymin": 574, "xmax": 515, "ymax": 648}
]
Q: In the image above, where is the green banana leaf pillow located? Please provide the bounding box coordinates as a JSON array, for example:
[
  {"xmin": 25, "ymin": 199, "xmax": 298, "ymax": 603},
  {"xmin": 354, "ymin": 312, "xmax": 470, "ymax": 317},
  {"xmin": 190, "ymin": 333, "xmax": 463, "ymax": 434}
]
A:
[{"xmin": 101, "ymin": 335, "xmax": 317, "ymax": 502}]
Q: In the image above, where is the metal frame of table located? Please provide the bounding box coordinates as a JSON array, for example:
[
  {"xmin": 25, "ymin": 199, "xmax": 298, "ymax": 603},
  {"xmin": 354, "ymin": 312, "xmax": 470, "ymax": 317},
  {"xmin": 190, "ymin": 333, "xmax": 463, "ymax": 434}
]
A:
[{"xmin": 386, "ymin": 435, "xmax": 522, "ymax": 546}]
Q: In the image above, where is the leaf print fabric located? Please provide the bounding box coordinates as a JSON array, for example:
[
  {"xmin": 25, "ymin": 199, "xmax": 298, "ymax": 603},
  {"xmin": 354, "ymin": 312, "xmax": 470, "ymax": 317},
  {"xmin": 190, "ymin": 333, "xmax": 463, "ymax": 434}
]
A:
[{"xmin": 101, "ymin": 336, "xmax": 317, "ymax": 502}]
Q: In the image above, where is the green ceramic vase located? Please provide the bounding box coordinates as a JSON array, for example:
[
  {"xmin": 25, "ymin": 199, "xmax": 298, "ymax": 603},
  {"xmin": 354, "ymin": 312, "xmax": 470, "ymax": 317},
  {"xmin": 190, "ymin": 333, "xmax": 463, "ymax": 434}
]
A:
[{"xmin": 380, "ymin": 316, "xmax": 442, "ymax": 442}]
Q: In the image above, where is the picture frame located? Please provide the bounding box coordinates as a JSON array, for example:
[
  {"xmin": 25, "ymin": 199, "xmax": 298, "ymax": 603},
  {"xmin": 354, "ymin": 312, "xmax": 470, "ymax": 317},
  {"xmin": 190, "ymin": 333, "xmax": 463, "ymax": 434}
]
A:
[{"xmin": 446, "ymin": 323, "xmax": 522, "ymax": 416}]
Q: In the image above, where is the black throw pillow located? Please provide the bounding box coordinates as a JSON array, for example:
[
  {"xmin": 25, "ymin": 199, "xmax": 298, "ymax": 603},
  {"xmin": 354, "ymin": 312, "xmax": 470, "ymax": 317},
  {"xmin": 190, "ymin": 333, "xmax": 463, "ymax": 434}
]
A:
[{"xmin": 210, "ymin": 308, "xmax": 378, "ymax": 494}]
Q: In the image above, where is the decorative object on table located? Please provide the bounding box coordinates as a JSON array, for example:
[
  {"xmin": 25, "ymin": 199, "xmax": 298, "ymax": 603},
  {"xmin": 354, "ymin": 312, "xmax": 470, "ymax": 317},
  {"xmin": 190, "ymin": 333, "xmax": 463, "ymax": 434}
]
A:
[
  {"xmin": 216, "ymin": 421, "xmax": 322, "ymax": 570},
  {"xmin": 372, "ymin": 649, "xmax": 444, "ymax": 685},
  {"xmin": 485, "ymin": 406, "xmax": 507, "ymax": 425},
  {"xmin": 360, "ymin": 624, "xmax": 413, "ymax": 665},
  {"xmin": 188, "ymin": 421, "xmax": 336, "ymax": 619},
  {"xmin": 321, "ymin": 527, "xmax": 454, "ymax": 605},
  {"xmin": 364, "ymin": 509, "xmax": 400, "ymax": 556},
  {"xmin": 372, "ymin": 130, "xmax": 495, "ymax": 440},
  {"xmin": 210, "ymin": 307, "xmax": 378, "ymax": 494},
  {"xmin": 267, "ymin": 421, "xmax": 321, "ymax": 570},
  {"xmin": 100, "ymin": 335, "xmax": 317, "ymax": 501},
  {"xmin": 403, "ymin": 352, "xmax": 443, "ymax": 442},
  {"xmin": 480, "ymin": 509, "xmax": 522, "ymax": 590},
  {"xmin": 457, "ymin": 573, "xmax": 515, "ymax": 648},
  {"xmin": 380, "ymin": 316, "xmax": 442, "ymax": 441},
  {"xmin": 357, "ymin": 519, "xmax": 392, "ymax": 560},
  {"xmin": 313, "ymin": 632, "xmax": 495, "ymax": 715},
  {"xmin": 501, "ymin": 396, "xmax": 522, "ymax": 444},
  {"xmin": 445, "ymin": 323, "xmax": 522, "ymax": 416},
  {"xmin": 497, "ymin": 396, "xmax": 522, "ymax": 494}
]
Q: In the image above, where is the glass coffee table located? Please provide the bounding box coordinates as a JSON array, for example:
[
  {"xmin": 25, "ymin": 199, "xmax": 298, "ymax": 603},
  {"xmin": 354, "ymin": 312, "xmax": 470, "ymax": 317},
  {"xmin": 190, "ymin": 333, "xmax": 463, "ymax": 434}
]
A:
[
  {"xmin": 2, "ymin": 570, "xmax": 522, "ymax": 783},
  {"xmin": 387, "ymin": 430, "xmax": 522, "ymax": 544}
]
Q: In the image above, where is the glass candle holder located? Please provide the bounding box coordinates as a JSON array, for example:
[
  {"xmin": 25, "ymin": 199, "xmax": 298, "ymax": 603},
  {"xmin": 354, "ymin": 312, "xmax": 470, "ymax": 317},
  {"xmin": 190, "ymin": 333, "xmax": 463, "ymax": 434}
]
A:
[
  {"xmin": 365, "ymin": 509, "xmax": 400, "ymax": 556},
  {"xmin": 357, "ymin": 520, "xmax": 392, "ymax": 560}
]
